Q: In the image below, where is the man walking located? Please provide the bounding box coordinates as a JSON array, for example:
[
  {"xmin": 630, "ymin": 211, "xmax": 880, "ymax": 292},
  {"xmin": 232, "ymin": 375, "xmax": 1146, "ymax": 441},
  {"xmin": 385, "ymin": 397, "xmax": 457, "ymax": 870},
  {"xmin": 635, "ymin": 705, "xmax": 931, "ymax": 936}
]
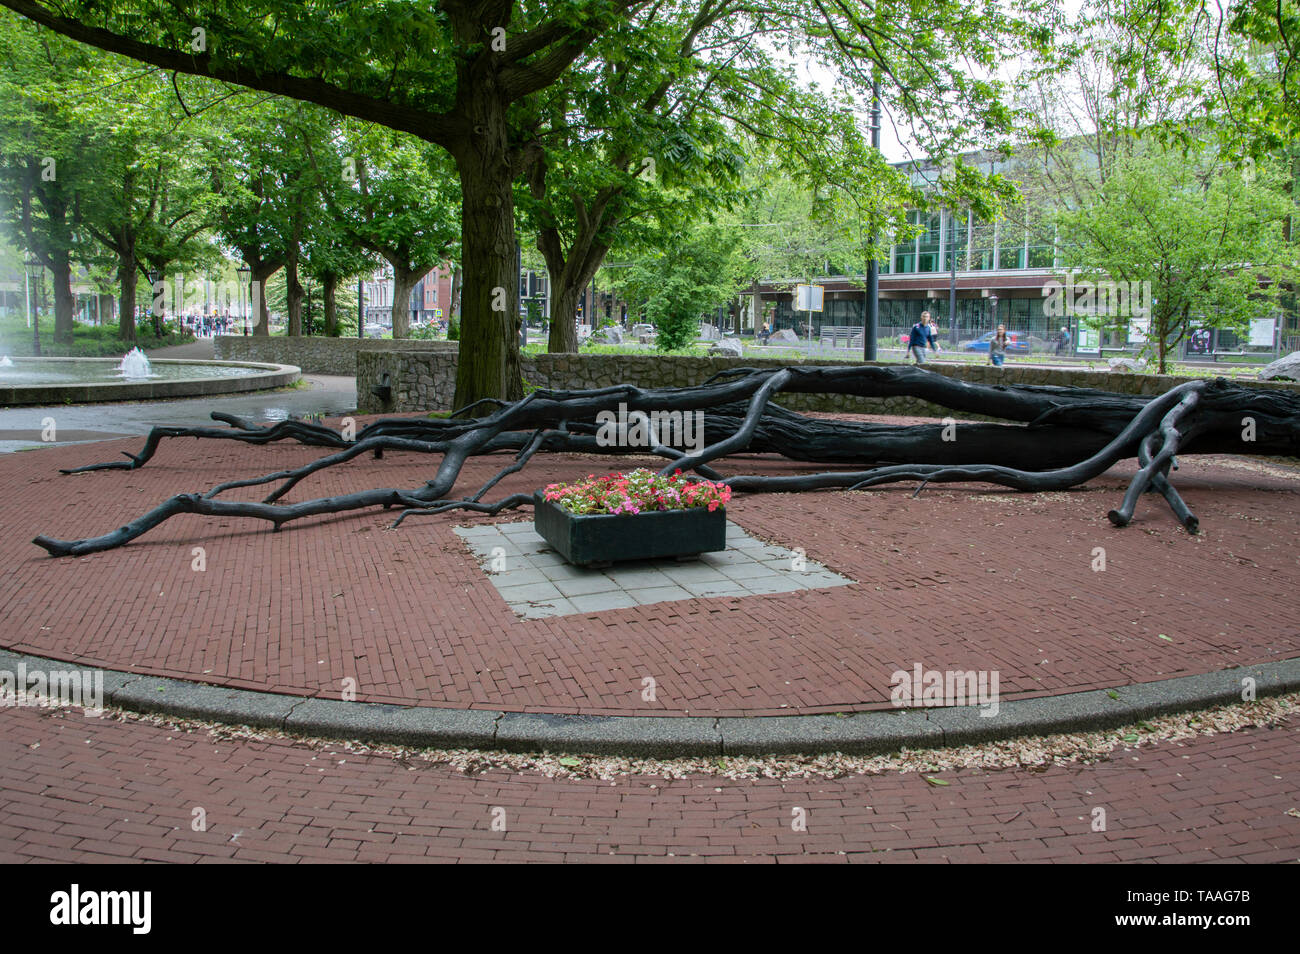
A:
[
  {"xmin": 1055, "ymin": 326, "xmax": 1071, "ymax": 356},
  {"xmin": 907, "ymin": 311, "xmax": 942, "ymax": 364}
]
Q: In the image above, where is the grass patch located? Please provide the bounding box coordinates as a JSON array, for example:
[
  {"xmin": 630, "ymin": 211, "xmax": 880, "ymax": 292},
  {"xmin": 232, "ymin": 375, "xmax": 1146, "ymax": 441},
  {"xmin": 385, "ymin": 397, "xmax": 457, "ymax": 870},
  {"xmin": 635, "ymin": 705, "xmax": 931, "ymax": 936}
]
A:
[{"xmin": 0, "ymin": 315, "xmax": 195, "ymax": 357}]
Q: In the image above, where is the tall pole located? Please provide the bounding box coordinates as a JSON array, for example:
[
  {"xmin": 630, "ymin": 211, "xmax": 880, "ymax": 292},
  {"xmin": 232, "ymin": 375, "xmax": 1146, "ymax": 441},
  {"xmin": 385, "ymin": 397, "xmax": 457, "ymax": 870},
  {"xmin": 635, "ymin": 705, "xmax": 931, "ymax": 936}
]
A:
[
  {"xmin": 948, "ymin": 209, "xmax": 958, "ymax": 346},
  {"xmin": 23, "ymin": 265, "xmax": 31, "ymax": 329},
  {"xmin": 864, "ymin": 76, "xmax": 881, "ymax": 362},
  {"xmin": 357, "ymin": 276, "xmax": 364, "ymax": 339},
  {"xmin": 31, "ymin": 263, "xmax": 42, "ymax": 356},
  {"xmin": 516, "ymin": 235, "xmax": 525, "ymax": 347}
]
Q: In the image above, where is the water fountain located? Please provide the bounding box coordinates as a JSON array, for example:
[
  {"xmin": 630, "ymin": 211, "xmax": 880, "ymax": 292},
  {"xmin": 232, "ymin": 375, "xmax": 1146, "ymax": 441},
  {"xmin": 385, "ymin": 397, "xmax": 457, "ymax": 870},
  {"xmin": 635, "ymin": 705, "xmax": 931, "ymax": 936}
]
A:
[
  {"xmin": 0, "ymin": 349, "xmax": 299, "ymax": 405},
  {"xmin": 116, "ymin": 347, "xmax": 153, "ymax": 379}
]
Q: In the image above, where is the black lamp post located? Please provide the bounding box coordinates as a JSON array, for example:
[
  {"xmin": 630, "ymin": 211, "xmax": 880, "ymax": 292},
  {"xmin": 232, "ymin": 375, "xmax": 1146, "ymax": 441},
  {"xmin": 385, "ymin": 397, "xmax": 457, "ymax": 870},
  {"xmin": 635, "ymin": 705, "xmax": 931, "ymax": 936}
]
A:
[
  {"xmin": 988, "ymin": 293, "xmax": 999, "ymax": 330},
  {"xmin": 863, "ymin": 76, "xmax": 881, "ymax": 362},
  {"xmin": 147, "ymin": 268, "xmax": 162, "ymax": 336},
  {"xmin": 25, "ymin": 255, "xmax": 42, "ymax": 356},
  {"xmin": 237, "ymin": 265, "xmax": 251, "ymax": 334}
]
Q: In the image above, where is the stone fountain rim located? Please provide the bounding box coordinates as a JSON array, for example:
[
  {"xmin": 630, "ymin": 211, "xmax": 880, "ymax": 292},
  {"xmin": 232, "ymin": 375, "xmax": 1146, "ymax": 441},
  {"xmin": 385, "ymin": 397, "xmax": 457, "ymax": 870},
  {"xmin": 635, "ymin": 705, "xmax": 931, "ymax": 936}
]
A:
[{"xmin": 0, "ymin": 358, "xmax": 301, "ymax": 406}]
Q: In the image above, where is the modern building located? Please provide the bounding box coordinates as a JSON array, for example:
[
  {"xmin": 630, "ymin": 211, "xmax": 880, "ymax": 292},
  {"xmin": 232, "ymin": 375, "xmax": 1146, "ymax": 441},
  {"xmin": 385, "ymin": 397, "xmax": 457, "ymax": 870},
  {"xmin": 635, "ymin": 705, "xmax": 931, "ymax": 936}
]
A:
[{"xmin": 734, "ymin": 150, "xmax": 1296, "ymax": 355}]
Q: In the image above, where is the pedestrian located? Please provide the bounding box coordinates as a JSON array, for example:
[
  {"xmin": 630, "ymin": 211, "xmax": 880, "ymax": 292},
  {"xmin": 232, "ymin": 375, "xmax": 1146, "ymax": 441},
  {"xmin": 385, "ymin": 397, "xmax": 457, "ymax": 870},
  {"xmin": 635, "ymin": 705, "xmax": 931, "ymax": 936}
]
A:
[
  {"xmin": 1055, "ymin": 326, "xmax": 1071, "ymax": 356},
  {"xmin": 760, "ymin": 322, "xmax": 771, "ymax": 346},
  {"xmin": 989, "ymin": 324, "xmax": 1009, "ymax": 367},
  {"xmin": 907, "ymin": 311, "xmax": 941, "ymax": 364}
]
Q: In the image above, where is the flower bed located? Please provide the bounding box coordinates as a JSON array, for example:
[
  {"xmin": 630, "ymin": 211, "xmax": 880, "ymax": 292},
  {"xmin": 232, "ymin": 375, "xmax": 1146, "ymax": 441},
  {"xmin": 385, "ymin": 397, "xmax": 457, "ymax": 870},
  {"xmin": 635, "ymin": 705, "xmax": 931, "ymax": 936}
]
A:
[
  {"xmin": 541, "ymin": 468, "xmax": 731, "ymax": 515},
  {"xmin": 534, "ymin": 469, "xmax": 729, "ymax": 566}
]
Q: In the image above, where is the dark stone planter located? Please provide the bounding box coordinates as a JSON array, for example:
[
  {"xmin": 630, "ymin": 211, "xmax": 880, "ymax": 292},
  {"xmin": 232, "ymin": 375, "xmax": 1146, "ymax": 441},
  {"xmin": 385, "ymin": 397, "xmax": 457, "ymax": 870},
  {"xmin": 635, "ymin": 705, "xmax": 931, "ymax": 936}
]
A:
[{"xmin": 533, "ymin": 493, "xmax": 726, "ymax": 567}]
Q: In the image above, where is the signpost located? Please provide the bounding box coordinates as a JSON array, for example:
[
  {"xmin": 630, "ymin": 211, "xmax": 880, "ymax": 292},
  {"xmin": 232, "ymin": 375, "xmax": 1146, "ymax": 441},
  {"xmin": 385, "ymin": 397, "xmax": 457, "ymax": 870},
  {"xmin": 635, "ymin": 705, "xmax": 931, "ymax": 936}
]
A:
[
  {"xmin": 794, "ymin": 283, "xmax": 824, "ymax": 339},
  {"xmin": 1248, "ymin": 317, "xmax": 1276, "ymax": 349}
]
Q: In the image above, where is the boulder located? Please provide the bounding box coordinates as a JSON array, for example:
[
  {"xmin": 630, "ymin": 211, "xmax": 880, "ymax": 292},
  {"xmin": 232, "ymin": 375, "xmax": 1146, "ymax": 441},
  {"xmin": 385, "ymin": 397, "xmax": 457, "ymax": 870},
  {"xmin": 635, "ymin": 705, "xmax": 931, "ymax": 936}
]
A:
[
  {"xmin": 708, "ymin": 337, "xmax": 744, "ymax": 357},
  {"xmin": 698, "ymin": 323, "xmax": 722, "ymax": 341},
  {"xmin": 593, "ymin": 325, "xmax": 623, "ymax": 344},
  {"xmin": 1107, "ymin": 356, "xmax": 1148, "ymax": 373},
  {"xmin": 770, "ymin": 328, "xmax": 799, "ymax": 344},
  {"xmin": 1258, "ymin": 351, "xmax": 1300, "ymax": 382}
]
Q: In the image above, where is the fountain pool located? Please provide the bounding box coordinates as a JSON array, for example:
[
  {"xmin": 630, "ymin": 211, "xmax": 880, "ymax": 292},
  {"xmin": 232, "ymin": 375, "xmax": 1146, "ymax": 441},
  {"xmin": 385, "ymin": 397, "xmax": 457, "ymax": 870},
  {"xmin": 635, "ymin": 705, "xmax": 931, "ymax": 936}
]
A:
[{"xmin": 0, "ymin": 356, "xmax": 300, "ymax": 405}]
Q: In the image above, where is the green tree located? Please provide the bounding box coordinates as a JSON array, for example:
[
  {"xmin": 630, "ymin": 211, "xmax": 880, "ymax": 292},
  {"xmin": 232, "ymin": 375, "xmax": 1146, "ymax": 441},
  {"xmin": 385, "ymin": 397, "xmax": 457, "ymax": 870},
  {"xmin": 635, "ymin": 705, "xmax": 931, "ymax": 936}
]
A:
[
  {"xmin": 0, "ymin": 0, "xmax": 1063, "ymax": 407},
  {"xmin": 612, "ymin": 221, "xmax": 748, "ymax": 350},
  {"xmin": 0, "ymin": 13, "xmax": 99, "ymax": 344},
  {"xmin": 203, "ymin": 101, "xmax": 315, "ymax": 337},
  {"xmin": 1053, "ymin": 146, "xmax": 1295, "ymax": 372},
  {"xmin": 308, "ymin": 120, "xmax": 459, "ymax": 339}
]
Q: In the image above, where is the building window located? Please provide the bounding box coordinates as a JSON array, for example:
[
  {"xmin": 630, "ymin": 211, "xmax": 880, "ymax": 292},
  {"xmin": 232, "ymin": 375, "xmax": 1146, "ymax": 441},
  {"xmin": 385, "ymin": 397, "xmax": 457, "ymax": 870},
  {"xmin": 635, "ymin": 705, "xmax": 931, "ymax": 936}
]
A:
[
  {"xmin": 970, "ymin": 218, "xmax": 996, "ymax": 270},
  {"xmin": 917, "ymin": 212, "xmax": 941, "ymax": 272},
  {"xmin": 943, "ymin": 209, "xmax": 968, "ymax": 272}
]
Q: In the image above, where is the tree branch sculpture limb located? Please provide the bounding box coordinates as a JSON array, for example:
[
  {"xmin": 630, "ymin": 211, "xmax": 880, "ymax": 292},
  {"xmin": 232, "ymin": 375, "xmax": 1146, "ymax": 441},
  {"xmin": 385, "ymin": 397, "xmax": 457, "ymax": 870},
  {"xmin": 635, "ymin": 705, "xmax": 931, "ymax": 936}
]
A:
[{"xmin": 32, "ymin": 369, "xmax": 1300, "ymax": 557}]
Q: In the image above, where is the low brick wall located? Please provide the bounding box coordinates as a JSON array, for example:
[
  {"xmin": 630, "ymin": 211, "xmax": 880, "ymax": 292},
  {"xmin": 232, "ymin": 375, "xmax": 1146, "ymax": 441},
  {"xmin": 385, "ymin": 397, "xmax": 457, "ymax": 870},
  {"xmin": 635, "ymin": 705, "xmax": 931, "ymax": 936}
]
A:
[
  {"xmin": 215, "ymin": 335, "xmax": 456, "ymax": 375},
  {"xmin": 356, "ymin": 350, "xmax": 1299, "ymax": 416}
]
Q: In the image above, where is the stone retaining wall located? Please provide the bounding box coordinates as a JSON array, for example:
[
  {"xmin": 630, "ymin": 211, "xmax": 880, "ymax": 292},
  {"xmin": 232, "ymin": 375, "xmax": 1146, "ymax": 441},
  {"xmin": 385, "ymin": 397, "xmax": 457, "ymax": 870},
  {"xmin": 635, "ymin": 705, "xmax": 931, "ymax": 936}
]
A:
[
  {"xmin": 215, "ymin": 335, "xmax": 456, "ymax": 375},
  {"xmin": 356, "ymin": 350, "xmax": 1299, "ymax": 416}
]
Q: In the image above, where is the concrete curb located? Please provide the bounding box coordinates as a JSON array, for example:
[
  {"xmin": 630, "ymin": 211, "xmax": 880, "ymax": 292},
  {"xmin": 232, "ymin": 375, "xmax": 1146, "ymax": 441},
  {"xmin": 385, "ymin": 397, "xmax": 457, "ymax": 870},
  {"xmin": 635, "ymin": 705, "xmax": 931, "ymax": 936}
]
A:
[
  {"xmin": 0, "ymin": 359, "xmax": 300, "ymax": 406},
  {"xmin": 1, "ymin": 648, "xmax": 1296, "ymax": 757}
]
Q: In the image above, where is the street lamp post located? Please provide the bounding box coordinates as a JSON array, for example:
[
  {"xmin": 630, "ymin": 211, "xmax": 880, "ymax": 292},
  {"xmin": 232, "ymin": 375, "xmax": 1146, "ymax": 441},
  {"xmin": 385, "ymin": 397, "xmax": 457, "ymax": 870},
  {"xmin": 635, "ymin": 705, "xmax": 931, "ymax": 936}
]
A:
[
  {"xmin": 863, "ymin": 76, "xmax": 881, "ymax": 363},
  {"xmin": 23, "ymin": 256, "xmax": 31, "ymax": 330},
  {"xmin": 147, "ymin": 269, "xmax": 162, "ymax": 336},
  {"xmin": 988, "ymin": 293, "xmax": 999, "ymax": 331},
  {"xmin": 237, "ymin": 265, "xmax": 251, "ymax": 335},
  {"xmin": 947, "ymin": 211, "xmax": 959, "ymax": 346}
]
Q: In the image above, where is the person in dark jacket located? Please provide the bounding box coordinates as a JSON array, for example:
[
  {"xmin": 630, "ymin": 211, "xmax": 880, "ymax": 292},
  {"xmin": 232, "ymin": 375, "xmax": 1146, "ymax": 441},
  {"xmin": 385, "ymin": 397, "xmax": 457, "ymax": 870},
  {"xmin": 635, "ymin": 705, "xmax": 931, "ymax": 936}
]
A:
[
  {"xmin": 1055, "ymin": 326, "xmax": 1071, "ymax": 355},
  {"xmin": 907, "ymin": 311, "xmax": 941, "ymax": 364}
]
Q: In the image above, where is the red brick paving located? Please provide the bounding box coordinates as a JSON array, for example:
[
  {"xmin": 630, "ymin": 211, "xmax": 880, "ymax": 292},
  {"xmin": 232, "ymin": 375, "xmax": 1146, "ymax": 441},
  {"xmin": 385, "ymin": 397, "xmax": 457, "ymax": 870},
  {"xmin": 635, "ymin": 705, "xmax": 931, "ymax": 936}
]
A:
[
  {"xmin": 1, "ymin": 704, "xmax": 1296, "ymax": 862},
  {"xmin": 0, "ymin": 416, "xmax": 1297, "ymax": 716}
]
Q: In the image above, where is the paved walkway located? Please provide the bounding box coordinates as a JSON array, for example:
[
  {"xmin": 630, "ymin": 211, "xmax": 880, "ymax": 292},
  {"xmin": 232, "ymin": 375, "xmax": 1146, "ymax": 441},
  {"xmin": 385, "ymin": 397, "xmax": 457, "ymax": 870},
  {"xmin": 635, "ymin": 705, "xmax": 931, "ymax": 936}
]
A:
[
  {"xmin": 0, "ymin": 415, "xmax": 1297, "ymax": 716},
  {"xmin": 2, "ymin": 702, "xmax": 1295, "ymax": 862},
  {"xmin": 145, "ymin": 340, "xmax": 219, "ymax": 360}
]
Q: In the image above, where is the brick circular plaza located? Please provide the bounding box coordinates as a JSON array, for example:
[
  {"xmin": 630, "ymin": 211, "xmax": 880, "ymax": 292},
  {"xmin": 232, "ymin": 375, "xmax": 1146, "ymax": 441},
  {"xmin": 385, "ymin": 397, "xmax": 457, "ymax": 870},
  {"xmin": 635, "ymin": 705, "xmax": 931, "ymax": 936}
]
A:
[{"xmin": 2, "ymin": 414, "xmax": 1298, "ymax": 718}]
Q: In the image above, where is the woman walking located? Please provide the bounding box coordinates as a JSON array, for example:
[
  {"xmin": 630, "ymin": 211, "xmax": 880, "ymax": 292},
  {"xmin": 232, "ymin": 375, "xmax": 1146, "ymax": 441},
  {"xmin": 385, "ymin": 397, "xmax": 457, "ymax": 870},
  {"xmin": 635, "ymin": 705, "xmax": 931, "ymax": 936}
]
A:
[{"xmin": 989, "ymin": 324, "xmax": 1010, "ymax": 367}]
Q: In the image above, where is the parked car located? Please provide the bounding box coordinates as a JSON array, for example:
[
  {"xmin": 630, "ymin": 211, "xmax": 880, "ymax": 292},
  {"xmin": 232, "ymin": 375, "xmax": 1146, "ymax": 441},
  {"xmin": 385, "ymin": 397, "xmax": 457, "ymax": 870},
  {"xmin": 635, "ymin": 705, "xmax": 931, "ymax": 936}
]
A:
[{"xmin": 961, "ymin": 331, "xmax": 1032, "ymax": 355}]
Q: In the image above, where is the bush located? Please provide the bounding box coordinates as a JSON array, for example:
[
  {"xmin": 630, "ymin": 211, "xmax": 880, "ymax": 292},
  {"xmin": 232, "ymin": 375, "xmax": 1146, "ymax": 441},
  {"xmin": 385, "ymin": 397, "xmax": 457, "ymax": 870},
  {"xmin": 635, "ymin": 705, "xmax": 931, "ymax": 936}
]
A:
[
  {"xmin": 0, "ymin": 313, "xmax": 194, "ymax": 357},
  {"xmin": 447, "ymin": 316, "xmax": 460, "ymax": 341},
  {"xmin": 652, "ymin": 309, "xmax": 699, "ymax": 352}
]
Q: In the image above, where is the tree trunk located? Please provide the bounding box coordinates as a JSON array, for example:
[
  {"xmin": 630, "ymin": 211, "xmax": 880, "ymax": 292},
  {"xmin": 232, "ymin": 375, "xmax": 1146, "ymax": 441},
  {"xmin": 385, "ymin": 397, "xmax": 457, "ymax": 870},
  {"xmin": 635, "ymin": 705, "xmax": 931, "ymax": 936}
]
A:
[
  {"xmin": 41, "ymin": 194, "xmax": 76, "ymax": 345},
  {"xmin": 540, "ymin": 226, "xmax": 609, "ymax": 354},
  {"xmin": 251, "ymin": 264, "xmax": 278, "ymax": 336},
  {"xmin": 148, "ymin": 259, "xmax": 172, "ymax": 335},
  {"xmin": 117, "ymin": 251, "xmax": 137, "ymax": 344},
  {"xmin": 449, "ymin": 266, "xmax": 462, "ymax": 321},
  {"xmin": 50, "ymin": 257, "xmax": 75, "ymax": 345},
  {"xmin": 389, "ymin": 264, "xmax": 418, "ymax": 339},
  {"xmin": 323, "ymin": 273, "xmax": 339, "ymax": 336},
  {"xmin": 1156, "ymin": 305, "xmax": 1170, "ymax": 375},
  {"xmin": 548, "ymin": 282, "xmax": 580, "ymax": 352},
  {"xmin": 386, "ymin": 262, "xmax": 435, "ymax": 339},
  {"xmin": 450, "ymin": 119, "xmax": 523, "ymax": 410},
  {"xmin": 286, "ymin": 251, "xmax": 304, "ymax": 337}
]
